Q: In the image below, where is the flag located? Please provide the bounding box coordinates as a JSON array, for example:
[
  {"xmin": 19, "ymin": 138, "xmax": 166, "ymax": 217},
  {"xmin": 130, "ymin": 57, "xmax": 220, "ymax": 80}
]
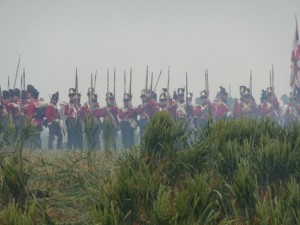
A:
[{"xmin": 290, "ymin": 16, "xmax": 300, "ymax": 88}]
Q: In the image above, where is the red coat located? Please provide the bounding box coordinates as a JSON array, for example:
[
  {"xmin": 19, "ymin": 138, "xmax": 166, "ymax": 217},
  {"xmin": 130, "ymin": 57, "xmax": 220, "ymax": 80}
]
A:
[
  {"xmin": 81, "ymin": 102, "xmax": 102, "ymax": 119},
  {"xmin": 118, "ymin": 107, "xmax": 136, "ymax": 120},
  {"xmin": 100, "ymin": 105, "xmax": 120, "ymax": 128},
  {"xmin": 64, "ymin": 103, "xmax": 82, "ymax": 119},
  {"xmin": 137, "ymin": 98, "xmax": 159, "ymax": 120},
  {"xmin": 284, "ymin": 102, "xmax": 300, "ymax": 122},
  {"xmin": 213, "ymin": 100, "xmax": 229, "ymax": 119},
  {"xmin": 24, "ymin": 98, "xmax": 42, "ymax": 126},
  {"xmin": 45, "ymin": 103, "xmax": 60, "ymax": 125},
  {"xmin": 260, "ymin": 97, "xmax": 280, "ymax": 119}
]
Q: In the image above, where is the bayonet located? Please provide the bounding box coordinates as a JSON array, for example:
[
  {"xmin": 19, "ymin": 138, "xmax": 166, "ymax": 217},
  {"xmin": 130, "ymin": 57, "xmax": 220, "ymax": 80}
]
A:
[
  {"xmin": 205, "ymin": 69, "xmax": 209, "ymax": 96},
  {"xmin": 250, "ymin": 70, "xmax": 253, "ymax": 96},
  {"xmin": 20, "ymin": 73, "xmax": 23, "ymax": 99},
  {"xmin": 23, "ymin": 68, "xmax": 26, "ymax": 91},
  {"xmin": 0, "ymin": 85, "xmax": 2, "ymax": 105},
  {"xmin": 129, "ymin": 68, "xmax": 132, "ymax": 97},
  {"xmin": 75, "ymin": 68, "xmax": 78, "ymax": 94},
  {"xmin": 107, "ymin": 68, "xmax": 109, "ymax": 94},
  {"xmin": 114, "ymin": 68, "xmax": 116, "ymax": 98},
  {"xmin": 145, "ymin": 66, "xmax": 148, "ymax": 92},
  {"xmin": 8, "ymin": 76, "xmax": 10, "ymax": 89},
  {"xmin": 90, "ymin": 73, "xmax": 93, "ymax": 103},
  {"xmin": 269, "ymin": 70, "xmax": 272, "ymax": 88},
  {"xmin": 150, "ymin": 72, "xmax": 153, "ymax": 94},
  {"xmin": 167, "ymin": 66, "xmax": 170, "ymax": 108},
  {"xmin": 153, "ymin": 69, "xmax": 162, "ymax": 92},
  {"xmin": 94, "ymin": 70, "xmax": 97, "ymax": 91},
  {"xmin": 13, "ymin": 54, "xmax": 21, "ymax": 89},
  {"xmin": 272, "ymin": 64, "xmax": 274, "ymax": 92},
  {"xmin": 186, "ymin": 72, "xmax": 188, "ymax": 105},
  {"xmin": 124, "ymin": 70, "xmax": 126, "ymax": 94}
]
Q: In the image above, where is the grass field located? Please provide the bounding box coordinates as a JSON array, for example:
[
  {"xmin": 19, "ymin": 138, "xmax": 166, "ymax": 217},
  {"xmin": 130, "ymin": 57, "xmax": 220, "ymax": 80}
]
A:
[{"xmin": 1, "ymin": 112, "xmax": 300, "ymax": 224}]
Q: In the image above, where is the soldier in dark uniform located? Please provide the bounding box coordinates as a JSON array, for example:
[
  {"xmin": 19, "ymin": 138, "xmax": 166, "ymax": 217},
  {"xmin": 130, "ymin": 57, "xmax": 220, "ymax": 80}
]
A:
[
  {"xmin": 118, "ymin": 93, "xmax": 137, "ymax": 149},
  {"xmin": 100, "ymin": 92, "xmax": 119, "ymax": 150},
  {"xmin": 45, "ymin": 92, "xmax": 62, "ymax": 150}
]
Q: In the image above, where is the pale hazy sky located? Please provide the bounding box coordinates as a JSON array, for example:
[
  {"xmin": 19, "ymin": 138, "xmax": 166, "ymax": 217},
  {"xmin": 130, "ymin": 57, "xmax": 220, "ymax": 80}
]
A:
[{"xmin": 0, "ymin": 0, "xmax": 299, "ymax": 106}]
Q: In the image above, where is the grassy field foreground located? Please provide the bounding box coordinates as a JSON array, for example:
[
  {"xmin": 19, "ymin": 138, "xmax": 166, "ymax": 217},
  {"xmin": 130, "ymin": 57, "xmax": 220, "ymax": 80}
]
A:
[{"xmin": 1, "ymin": 112, "xmax": 300, "ymax": 224}]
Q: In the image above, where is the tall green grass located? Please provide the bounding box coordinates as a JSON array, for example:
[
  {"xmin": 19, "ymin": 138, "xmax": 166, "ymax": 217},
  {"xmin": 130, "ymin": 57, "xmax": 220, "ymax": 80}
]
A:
[{"xmin": 1, "ymin": 114, "xmax": 300, "ymax": 224}]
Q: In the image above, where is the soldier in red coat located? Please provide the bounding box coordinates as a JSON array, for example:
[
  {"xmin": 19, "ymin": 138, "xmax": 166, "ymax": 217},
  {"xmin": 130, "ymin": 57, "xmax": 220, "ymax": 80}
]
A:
[
  {"xmin": 233, "ymin": 87, "xmax": 257, "ymax": 118},
  {"xmin": 100, "ymin": 92, "xmax": 119, "ymax": 150},
  {"xmin": 45, "ymin": 92, "xmax": 62, "ymax": 149},
  {"xmin": 194, "ymin": 90, "xmax": 212, "ymax": 128},
  {"xmin": 81, "ymin": 90, "xmax": 102, "ymax": 150},
  {"xmin": 24, "ymin": 85, "xmax": 43, "ymax": 149},
  {"xmin": 159, "ymin": 89, "xmax": 176, "ymax": 118},
  {"xmin": 1, "ymin": 90, "xmax": 13, "ymax": 134},
  {"xmin": 118, "ymin": 93, "xmax": 137, "ymax": 149},
  {"xmin": 259, "ymin": 87, "xmax": 280, "ymax": 123},
  {"xmin": 64, "ymin": 88, "xmax": 83, "ymax": 150},
  {"xmin": 136, "ymin": 89, "xmax": 159, "ymax": 140},
  {"xmin": 212, "ymin": 87, "xmax": 230, "ymax": 121},
  {"xmin": 64, "ymin": 88, "xmax": 76, "ymax": 149},
  {"xmin": 284, "ymin": 89, "xmax": 300, "ymax": 124}
]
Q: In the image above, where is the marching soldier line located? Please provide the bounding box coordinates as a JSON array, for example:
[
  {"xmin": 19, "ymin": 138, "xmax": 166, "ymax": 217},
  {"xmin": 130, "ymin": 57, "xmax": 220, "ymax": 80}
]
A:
[{"xmin": 0, "ymin": 82, "xmax": 299, "ymax": 150}]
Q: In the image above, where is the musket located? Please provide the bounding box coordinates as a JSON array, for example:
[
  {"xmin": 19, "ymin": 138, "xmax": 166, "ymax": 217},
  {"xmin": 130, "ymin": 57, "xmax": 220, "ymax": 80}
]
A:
[
  {"xmin": 114, "ymin": 68, "xmax": 116, "ymax": 98},
  {"xmin": 94, "ymin": 70, "xmax": 97, "ymax": 91},
  {"xmin": 269, "ymin": 70, "xmax": 272, "ymax": 88},
  {"xmin": 153, "ymin": 69, "xmax": 163, "ymax": 92},
  {"xmin": 205, "ymin": 69, "xmax": 209, "ymax": 96},
  {"xmin": 229, "ymin": 84, "xmax": 231, "ymax": 98},
  {"xmin": 13, "ymin": 54, "xmax": 21, "ymax": 89},
  {"xmin": 272, "ymin": 64, "xmax": 274, "ymax": 92},
  {"xmin": 8, "ymin": 76, "xmax": 10, "ymax": 89},
  {"xmin": 167, "ymin": 66, "xmax": 170, "ymax": 108},
  {"xmin": 90, "ymin": 73, "xmax": 93, "ymax": 104},
  {"xmin": 20, "ymin": 73, "xmax": 23, "ymax": 99},
  {"xmin": 75, "ymin": 68, "xmax": 78, "ymax": 94},
  {"xmin": 129, "ymin": 68, "xmax": 132, "ymax": 97},
  {"xmin": 250, "ymin": 70, "xmax": 253, "ymax": 96},
  {"xmin": 124, "ymin": 70, "xmax": 126, "ymax": 94},
  {"xmin": 186, "ymin": 72, "xmax": 188, "ymax": 105},
  {"xmin": 23, "ymin": 68, "xmax": 26, "ymax": 91},
  {"xmin": 145, "ymin": 66, "xmax": 149, "ymax": 92},
  {"xmin": 150, "ymin": 72, "xmax": 153, "ymax": 94},
  {"xmin": 0, "ymin": 85, "xmax": 3, "ymax": 107},
  {"xmin": 107, "ymin": 68, "xmax": 109, "ymax": 94}
]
